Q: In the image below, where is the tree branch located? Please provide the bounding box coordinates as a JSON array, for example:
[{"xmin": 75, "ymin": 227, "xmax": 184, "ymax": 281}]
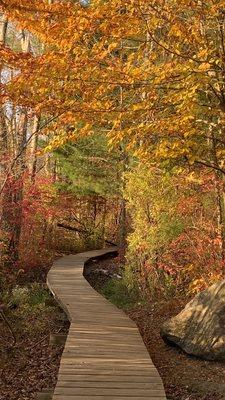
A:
[{"xmin": 195, "ymin": 160, "xmax": 225, "ymax": 175}]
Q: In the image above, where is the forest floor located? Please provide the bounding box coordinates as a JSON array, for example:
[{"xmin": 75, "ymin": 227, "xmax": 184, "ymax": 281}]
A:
[
  {"xmin": 85, "ymin": 257, "xmax": 225, "ymax": 400},
  {"xmin": 2, "ymin": 252, "xmax": 225, "ymax": 400},
  {"xmin": 0, "ymin": 262, "xmax": 69, "ymax": 400}
]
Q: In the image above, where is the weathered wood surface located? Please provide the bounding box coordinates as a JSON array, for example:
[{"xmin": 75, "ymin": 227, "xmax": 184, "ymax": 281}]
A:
[{"xmin": 47, "ymin": 248, "xmax": 167, "ymax": 399}]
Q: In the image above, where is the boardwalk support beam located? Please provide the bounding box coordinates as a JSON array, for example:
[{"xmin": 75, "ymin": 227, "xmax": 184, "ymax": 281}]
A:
[
  {"xmin": 35, "ymin": 390, "xmax": 54, "ymax": 400},
  {"xmin": 50, "ymin": 333, "xmax": 67, "ymax": 346}
]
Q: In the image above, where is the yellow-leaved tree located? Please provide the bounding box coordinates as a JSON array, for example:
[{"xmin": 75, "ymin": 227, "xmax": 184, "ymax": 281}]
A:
[{"xmin": 1, "ymin": 0, "xmax": 225, "ymax": 260}]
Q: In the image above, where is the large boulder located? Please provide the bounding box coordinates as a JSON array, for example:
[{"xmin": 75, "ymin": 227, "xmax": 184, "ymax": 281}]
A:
[{"xmin": 161, "ymin": 280, "xmax": 225, "ymax": 360}]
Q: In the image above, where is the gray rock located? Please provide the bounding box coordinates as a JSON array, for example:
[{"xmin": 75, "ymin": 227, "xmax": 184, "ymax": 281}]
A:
[{"xmin": 161, "ymin": 280, "xmax": 225, "ymax": 360}]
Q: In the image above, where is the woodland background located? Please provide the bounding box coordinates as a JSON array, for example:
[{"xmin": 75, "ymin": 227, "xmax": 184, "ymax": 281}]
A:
[{"xmin": 1, "ymin": 0, "xmax": 225, "ymax": 301}]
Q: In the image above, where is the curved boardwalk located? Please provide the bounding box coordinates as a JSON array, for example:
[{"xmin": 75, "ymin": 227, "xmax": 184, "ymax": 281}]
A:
[{"xmin": 47, "ymin": 247, "xmax": 167, "ymax": 400}]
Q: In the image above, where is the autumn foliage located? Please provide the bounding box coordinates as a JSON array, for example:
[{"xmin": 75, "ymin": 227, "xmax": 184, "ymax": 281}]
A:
[
  {"xmin": 1, "ymin": 0, "xmax": 225, "ymax": 297},
  {"xmin": 124, "ymin": 165, "xmax": 222, "ymax": 297}
]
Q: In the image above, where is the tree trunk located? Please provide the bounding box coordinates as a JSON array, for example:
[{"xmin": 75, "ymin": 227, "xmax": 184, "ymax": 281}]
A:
[
  {"xmin": 215, "ymin": 175, "xmax": 225, "ymax": 263},
  {"xmin": 30, "ymin": 116, "xmax": 40, "ymax": 181},
  {"xmin": 1, "ymin": 110, "xmax": 27, "ymax": 265},
  {"xmin": 0, "ymin": 27, "xmax": 29, "ymax": 267},
  {"xmin": 211, "ymin": 131, "xmax": 225, "ymax": 264},
  {"xmin": 0, "ymin": 14, "xmax": 8, "ymax": 44},
  {"xmin": 118, "ymin": 197, "xmax": 127, "ymax": 250}
]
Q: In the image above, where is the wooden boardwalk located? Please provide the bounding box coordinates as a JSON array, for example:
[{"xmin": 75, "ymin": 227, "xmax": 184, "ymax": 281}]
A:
[{"xmin": 47, "ymin": 247, "xmax": 167, "ymax": 400}]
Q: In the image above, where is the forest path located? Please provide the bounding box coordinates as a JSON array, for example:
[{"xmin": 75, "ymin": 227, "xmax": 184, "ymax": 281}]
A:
[{"xmin": 47, "ymin": 247, "xmax": 167, "ymax": 400}]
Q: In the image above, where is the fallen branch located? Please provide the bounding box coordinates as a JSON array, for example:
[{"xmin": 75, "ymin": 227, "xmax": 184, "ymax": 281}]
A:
[
  {"xmin": 57, "ymin": 222, "xmax": 87, "ymax": 235},
  {"xmin": 57, "ymin": 222, "xmax": 117, "ymax": 246}
]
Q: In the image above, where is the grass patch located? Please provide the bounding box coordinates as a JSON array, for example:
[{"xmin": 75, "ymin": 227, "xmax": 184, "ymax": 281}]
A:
[
  {"xmin": 101, "ymin": 278, "xmax": 142, "ymax": 310},
  {"xmin": 1, "ymin": 283, "xmax": 62, "ymax": 337},
  {"xmin": 5, "ymin": 283, "xmax": 52, "ymax": 308},
  {"xmin": 28, "ymin": 283, "xmax": 51, "ymax": 306}
]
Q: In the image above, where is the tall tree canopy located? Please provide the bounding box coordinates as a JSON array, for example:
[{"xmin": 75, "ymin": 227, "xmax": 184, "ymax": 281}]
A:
[
  {"xmin": 1, "ymin": 0, "xmax": 225, "ymax": 291},
  {"xmin": 1, "ymin": 0, "xmax": 225, "ymax": 172}
]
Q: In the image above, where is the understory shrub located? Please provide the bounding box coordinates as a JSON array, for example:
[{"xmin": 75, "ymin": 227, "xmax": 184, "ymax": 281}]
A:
[
  {"xmin": 2, "ymin": 283, "xmax": 59, "ymax": 337},
  {"xmin": 101, "ymin": 277, "xmax": 141, "ymax": 310},
  {"xmin": 124, "ymin": 165, "xmax": 222, "ymax": 299}
]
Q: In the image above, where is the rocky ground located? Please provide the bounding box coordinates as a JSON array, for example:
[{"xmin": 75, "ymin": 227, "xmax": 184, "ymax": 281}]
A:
[{"xmin": 85, "ymin": 257, "xmax": 225, "ymax": 400}]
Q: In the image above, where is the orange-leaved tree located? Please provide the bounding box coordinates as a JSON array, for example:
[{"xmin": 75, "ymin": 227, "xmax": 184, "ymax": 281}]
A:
[{"xmin": 2, "ymin": 0, "xmax": 225, "ymax": 263}]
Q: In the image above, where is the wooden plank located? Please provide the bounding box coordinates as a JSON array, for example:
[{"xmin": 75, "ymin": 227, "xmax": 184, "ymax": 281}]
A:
[
  {"xmin": 59, "ymin": 368, "xmax": 157, "ymax": 376},
  {"xmin": 47, "ymin": 248, "xmax": 167, "ymax": 400},
  {"xmin": 57, "ymin": 375, "xmax": 162, "ymax": 383},
  {"xmin": 52, "ymin": 397, "xmax": 165, "ymax": 400},
  {"xmin": 62, "ymin": 347, "xmax": 150, "ymax": 355},
  {"xmin": 54, "ymin": 381, "xmax": 163, "ymax": 389},
  {"xmin": 53, "ymin": 387, "xmax": 166, "ymax": 396},
  {"xmin": 61, "ymin": 353, "xmax": 150, "ymax": 360},
  {"xmin": 58, "ymin": 368, "xmax": 161, "ymax": 377},
  {"xmin": 64, "ymin": 341, "xmax": 148, "ymax": 350},
  {"xmin": 59, "ymin": 358, "xmax": 153, "ymax": 365},
  {"xmin": 69, "ymin": 324, "xmax": 138, "ymax": 331},
  {"xmin": 66, "ymin": 337, "xmax": 143, "ymax": 344}
]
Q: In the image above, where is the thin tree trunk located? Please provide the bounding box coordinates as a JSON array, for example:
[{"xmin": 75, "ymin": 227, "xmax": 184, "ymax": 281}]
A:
[
  {"xmin": 117, "ymin": 81, "xmax": 128, "ymax": 251},
  {"xmin": 118, "ymin": 196, "xmax": 127, "ymax": 250},
  {"xmin": 102, "ymin": 200, "xmax": 107, "ymax": 246},
  {"xmin": 216, "ymin": 179, "xmax": 225, "ymax": 263},
  {"xmin": 12, "ymin": 111, "xmax": 28, "ymax": 260},
  {"xmin": 0, "ymin": 14, "xmax": 11, "ymax": 268},
  {"xmin": 0, "ymin": 27, "xmax": 30, "ymax": 267},
  {"xmin": 30, "ymin": 116, "xmax": 40, "ymax": 182},
  {"xmin": 0, "ymin": 14, "xmax": 8, "ymax": 44},
  {"xmin": 6, "ymin": 29, "xmax": 30, "ymax": 263},
  {"xmin": 211, "ymin": 131, "xmax": 225, "ymax": 264}
]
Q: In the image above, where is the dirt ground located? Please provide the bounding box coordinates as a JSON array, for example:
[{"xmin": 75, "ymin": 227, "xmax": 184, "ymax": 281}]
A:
[
  {"xmin": 0, "ymin": 262, "xmax": 69, "ymax": 400},
  {"xmin": 2, "ymin": 253, "xmax": 225, "ymax": 400},
  {"xmin": 85, "ymin": 257, "xmax": 225, "ymax": 400}
]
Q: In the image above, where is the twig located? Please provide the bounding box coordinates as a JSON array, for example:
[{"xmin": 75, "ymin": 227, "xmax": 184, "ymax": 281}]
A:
[{"xmin": 0, "ymin": 310, "xmax": 16, "ymax": 347}]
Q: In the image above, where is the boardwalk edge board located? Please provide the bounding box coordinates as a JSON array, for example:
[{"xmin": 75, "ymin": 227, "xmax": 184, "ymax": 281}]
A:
[{"xmin": 47, "ymin": 247, "xmax": 167, "ymax": 400}]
